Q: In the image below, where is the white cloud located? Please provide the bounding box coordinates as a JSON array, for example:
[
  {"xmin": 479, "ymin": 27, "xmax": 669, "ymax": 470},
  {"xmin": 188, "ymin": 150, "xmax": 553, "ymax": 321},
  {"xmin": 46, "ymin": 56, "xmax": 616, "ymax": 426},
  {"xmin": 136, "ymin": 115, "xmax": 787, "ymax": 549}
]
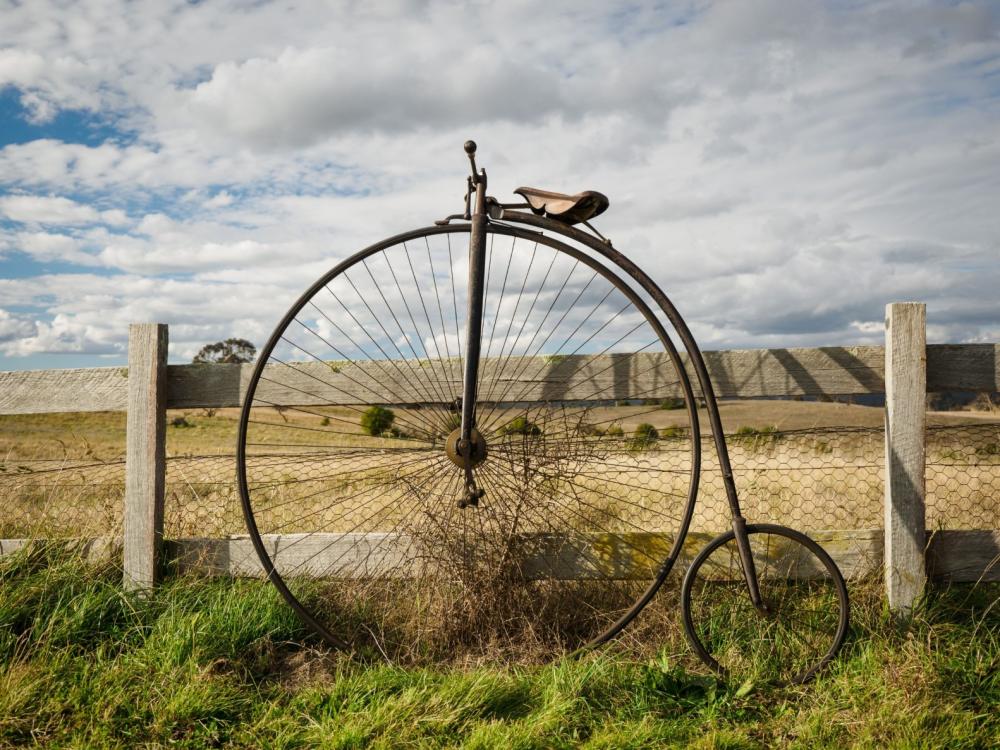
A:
[
  {"xmin": 0, "ymin": 1, "xmax": 998, "ymax": 363},
  {"xmin": 204, "ymin": 191, "xmax": 233, "ymax": 209},
  {"xmin": 0, "ymin": 309, "xmax": 37, "ymax": 343},
  {"xmin": 0, "ymin": 195, "xmax": 101, "ymax": 225},
  {"xmin": 14, "ymin": 231, "xmax": 100, "ymax": 266}
]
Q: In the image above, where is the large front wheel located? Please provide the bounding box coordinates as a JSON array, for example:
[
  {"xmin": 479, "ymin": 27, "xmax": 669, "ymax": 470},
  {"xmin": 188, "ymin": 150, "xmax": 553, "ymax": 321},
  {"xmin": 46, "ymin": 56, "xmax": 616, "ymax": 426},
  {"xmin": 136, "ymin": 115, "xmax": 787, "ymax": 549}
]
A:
[
  {"xmin": 681, "ymin": 523, "xmax": 849, "ymax": 685},
  {"xmin": 236, "ymin": 222, "xmax": 703, "ymax": 662}
]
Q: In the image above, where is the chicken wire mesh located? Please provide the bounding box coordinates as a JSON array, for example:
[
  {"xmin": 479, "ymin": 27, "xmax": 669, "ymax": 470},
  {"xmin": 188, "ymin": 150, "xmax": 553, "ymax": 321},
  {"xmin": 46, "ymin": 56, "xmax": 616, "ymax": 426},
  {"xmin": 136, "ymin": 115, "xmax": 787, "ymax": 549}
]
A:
[
  {"xmin": 0, "ymin": 457, "xmax": 125, "ymax": 539},
  {"xmin": 0, "ymin": 416, "xmax": 997, "ymax": 560},
  {"xmin": 926, "ymin": 422, "xmax": 1000, "ymax": 530}
]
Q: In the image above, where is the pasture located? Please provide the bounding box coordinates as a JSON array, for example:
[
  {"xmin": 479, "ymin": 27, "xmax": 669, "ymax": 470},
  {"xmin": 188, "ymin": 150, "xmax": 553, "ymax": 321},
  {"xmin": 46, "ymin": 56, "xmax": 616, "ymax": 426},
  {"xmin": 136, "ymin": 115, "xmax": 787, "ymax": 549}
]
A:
[
  {"xmin": 0, "ymin": 545, "xmax": 998, "ymax": 748},
  {"xmin": 2, "ymin": 399, "xmax": 996, "ymax": 542},
  {"xmin": 2, "ymin": 399, "xmax": 998, "ymax": 746}
]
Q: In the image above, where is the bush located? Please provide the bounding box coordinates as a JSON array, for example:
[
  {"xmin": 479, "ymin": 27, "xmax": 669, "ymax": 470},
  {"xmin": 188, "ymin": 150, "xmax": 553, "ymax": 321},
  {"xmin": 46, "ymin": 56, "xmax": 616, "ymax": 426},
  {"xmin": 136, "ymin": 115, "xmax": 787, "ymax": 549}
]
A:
[
  {"xmin": 734, "ymin": 425, "xmax": 777, "ymax": 438},
  {"xmin": 170, "ymin": 416, "xmax": 192, "ymax": 428},
  {"xmin": 501, "ymin": 416, "xmax": 541, "ymax": 436},
  {"xmin": 659, "ymin": 397, "xmax": 685, "ymax": 410},
  {"xmin": 629, "ymin": 423, "xmax": 659, "ymax": 450},
  {"xmin": 320, "ymin": 417, "xmax": 330, "ymax": 426},
  {"xmin": 976, "ymin": 442, "xmax": 1000, "ymax": 456},
  {"xmin": 360, "ymin": 405, "xmax": 396, "ymax": 436},
  {"xmin": 605, "ymin": 424, "xmax": 625, "ymax": 437},
  {"xmin": 733, "ymin": 425, "xmax": 779, "ymax": 448}
]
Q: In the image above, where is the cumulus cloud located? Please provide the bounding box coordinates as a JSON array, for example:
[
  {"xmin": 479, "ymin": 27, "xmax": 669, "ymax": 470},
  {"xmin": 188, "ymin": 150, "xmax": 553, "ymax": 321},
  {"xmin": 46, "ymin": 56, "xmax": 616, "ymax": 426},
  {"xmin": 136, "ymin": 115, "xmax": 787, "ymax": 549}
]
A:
[
  {"xmin": 14, "ymin": 231, "xmax": 101, "ymax": 266},
  {"xmin": 0, "ymin": 309, "xmax": 37, "ymax": 343},
  {"xmin": 0, "ymin": 195, "xmax": 102, "ymax": 225},
  {"xmin": 0, "ymin": 0, "xmax": 998, "ymax": 365}
]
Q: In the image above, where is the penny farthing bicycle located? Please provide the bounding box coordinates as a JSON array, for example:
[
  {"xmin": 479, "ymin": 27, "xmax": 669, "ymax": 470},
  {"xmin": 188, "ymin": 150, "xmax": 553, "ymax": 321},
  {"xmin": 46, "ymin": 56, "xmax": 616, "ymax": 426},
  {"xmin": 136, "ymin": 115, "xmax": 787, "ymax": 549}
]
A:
[{"xmin": 237, "ymin": 142, "xmax": 849, "ymax": 683}]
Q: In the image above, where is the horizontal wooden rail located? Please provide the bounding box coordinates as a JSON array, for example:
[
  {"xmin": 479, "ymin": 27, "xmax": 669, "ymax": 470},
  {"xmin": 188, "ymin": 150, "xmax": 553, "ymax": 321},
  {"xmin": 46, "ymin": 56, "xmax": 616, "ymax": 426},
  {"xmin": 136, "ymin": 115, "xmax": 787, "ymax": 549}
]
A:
[
  {"xmin": 2, "ymin": 530, "xmax": 997, "ymax": 582},
  {"xmin": 1, "ymin": 343, "xmax": 997, "ymax": 415},
  {"xmin": 164, "ymin": 529, "xmax": 885, "ymax": 580}
]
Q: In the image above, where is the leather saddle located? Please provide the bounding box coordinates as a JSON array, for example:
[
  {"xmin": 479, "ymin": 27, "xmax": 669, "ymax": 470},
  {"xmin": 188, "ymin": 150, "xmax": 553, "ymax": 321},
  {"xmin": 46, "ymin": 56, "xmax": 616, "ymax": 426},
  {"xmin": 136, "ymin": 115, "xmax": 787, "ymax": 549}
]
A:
[{"xmin": 514, "ymin": 187, "xmax": 610, "ymax": 225}]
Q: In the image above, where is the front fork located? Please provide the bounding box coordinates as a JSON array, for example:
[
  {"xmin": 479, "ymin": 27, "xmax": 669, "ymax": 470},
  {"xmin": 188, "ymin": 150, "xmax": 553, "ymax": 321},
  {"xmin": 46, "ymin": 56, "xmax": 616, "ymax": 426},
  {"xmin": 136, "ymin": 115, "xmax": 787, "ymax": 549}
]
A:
[
  {"xmin": 458, "ymin": 141, "xmax": 488, "ymax": 506},
  {"xmin": 732, "ymin": 515, "xmax": 766, "ymax": 611}
]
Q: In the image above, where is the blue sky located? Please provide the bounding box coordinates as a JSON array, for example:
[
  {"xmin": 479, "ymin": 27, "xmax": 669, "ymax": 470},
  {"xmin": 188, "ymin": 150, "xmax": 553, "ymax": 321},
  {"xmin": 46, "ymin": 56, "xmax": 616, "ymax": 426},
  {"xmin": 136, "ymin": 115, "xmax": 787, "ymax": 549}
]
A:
[{"xmin": 1, "ymin": 0, "xmax": 999, "ymax": 371}]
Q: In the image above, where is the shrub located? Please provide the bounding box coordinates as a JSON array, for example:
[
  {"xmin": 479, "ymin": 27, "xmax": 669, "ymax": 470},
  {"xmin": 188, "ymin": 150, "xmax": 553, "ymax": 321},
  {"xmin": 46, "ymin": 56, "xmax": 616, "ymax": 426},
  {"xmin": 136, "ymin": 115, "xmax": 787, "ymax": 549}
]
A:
[
  {"xmin": 360, "ymin": 405, "xmax": 396, "ymax": 436},
  {"xmin": 170, "ymin": 416, "xmax": 192, "ymax": 428},
  {"xmin": 320, "ymin": 416, "xmax": 330, "ymax": 426},
  {"xmin": 976, "ymin": 442, "xmax": 1000, "ymax": 456},
  {"xmin": 605, "ymin": 424, "xmax": 625, "ymax": 437},
  {"xmin": 734, "ymin": 425, "xmax": 777, "ymax": 438},
  {"xmin": 733, "ymin": 425, "xmax": 780, "ymax": 448},
  {"xmin": 502, "ymin": 415, "xmax": 541, "ymax": 436},
  {"xmin": 659, "ymin": 397, "xmax": 685, "ymax": 410},
  {"xmin": 629, "ymin": 423, "xmax": 659, "ymax": 450}
]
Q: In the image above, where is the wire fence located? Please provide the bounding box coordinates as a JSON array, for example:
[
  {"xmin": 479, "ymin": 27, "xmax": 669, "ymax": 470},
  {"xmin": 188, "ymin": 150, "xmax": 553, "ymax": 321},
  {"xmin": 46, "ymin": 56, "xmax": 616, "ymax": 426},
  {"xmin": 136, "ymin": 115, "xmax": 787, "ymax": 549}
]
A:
[{"xmin": 2, "ymin": 421, "xmax": 997, "ymax": 542}]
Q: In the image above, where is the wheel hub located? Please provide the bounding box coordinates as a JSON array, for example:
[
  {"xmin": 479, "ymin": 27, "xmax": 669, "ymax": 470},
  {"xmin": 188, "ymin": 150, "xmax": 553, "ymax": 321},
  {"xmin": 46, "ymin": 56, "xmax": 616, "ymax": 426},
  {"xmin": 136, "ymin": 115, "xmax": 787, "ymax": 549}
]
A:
[{"xmin": 444, "ymin": 427, "xmax": 488, "ymax": 468}]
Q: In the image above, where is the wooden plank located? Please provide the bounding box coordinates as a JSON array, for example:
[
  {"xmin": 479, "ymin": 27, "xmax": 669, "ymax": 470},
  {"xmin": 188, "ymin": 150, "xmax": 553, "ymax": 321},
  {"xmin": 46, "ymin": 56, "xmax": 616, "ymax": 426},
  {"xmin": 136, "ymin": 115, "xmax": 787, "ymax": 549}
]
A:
[
  {"xmin": 168, "ymin": 533, "xmax": 416, "ymax": 578},
  {"xmin": 0, "ymin": 366, "xmax": 128, "ymax": 414},
  {"xmin": 10, "ymin": 529, "xmax": 1000, "ymax": 584},
  {"xmin": 166, "ymin": 363, "xmax": 246, "ymax": 409},
  {"xmin": 165, "ymin": 529, "xmax": 885, "ymax": 581},
  {"xmin": 927, "ymin": 530, "xmax": 1000, "ymax": 582},
  {"xmin": 163, "ymin": 346, "xmax": 890, "ymax": 410},
  {"xmin": 701, "ymin": 346, "xmax": 885, "ymax": 398},
  {"xmin": 927, "ymin": 343, "xmax": 1000, "ymax": 392},
  {"xmin": 4, "ymin": 340, "xmax": 1000, "ymax": 416},
  {"xmin": 884, "ymin": 303, "xmax": 927, "ymax": 615},
  {"xmin": 123, "ymin": 324, "xmax": 168, "ymax": 591}
]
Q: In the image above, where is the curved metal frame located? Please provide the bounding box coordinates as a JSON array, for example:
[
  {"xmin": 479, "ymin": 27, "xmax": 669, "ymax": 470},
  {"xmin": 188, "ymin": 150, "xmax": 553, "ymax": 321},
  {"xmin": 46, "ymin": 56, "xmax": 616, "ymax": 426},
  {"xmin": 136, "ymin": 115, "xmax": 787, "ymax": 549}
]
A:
[
  {"xmin": 236, "ymin": 221, "xmax": 704, "ymax": 652},
  {"xmin": 497, "ymin": 209, "xmax": 745, "ymax": 520}
]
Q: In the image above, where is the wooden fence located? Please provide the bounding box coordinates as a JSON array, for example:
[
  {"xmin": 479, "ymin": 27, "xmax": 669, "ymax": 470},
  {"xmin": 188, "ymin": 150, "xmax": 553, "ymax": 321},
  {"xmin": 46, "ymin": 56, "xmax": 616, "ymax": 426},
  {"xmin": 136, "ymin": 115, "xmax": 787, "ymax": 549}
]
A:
[{"xmin": 1, "ymin": 304, "xmax": 999, "ymax": 611}]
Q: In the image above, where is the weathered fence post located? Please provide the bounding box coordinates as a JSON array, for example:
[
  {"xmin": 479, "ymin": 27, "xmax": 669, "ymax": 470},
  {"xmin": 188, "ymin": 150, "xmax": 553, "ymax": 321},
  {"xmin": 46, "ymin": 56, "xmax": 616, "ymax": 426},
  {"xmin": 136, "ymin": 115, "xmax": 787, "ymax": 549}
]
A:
[
  {"xmin": 123, "ymin": 323, "xmax": 168, "ymax": 591},
  {"xmin": 884, "ymin": 303, "xmax": 926, "ymax": 615}
]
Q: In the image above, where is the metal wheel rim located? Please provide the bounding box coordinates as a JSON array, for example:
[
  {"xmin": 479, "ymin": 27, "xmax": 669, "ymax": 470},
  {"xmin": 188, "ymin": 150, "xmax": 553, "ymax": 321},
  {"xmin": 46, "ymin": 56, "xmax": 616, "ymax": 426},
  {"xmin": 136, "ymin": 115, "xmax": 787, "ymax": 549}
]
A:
[
  {"xmin": 236, "ymin": 222, "xmax": 703, "ymax": 658},
  {"xmin": 680, "ymin": 523, "xmax": 850, "ymax": 685}
]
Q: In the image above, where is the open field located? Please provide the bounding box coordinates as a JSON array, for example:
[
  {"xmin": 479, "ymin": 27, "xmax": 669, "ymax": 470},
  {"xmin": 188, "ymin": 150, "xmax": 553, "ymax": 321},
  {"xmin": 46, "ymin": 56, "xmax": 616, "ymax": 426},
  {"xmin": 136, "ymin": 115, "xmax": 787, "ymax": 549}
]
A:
[
  {"xmin": 0, "ymin": 401, "xmax": 1000, "ymax": 538},
  {"xmin": 2, "ymin": 399, "xmax": 996, "ymax": 461},
  {"xmin": 2, "ymin": 400, "xmax": 997, "ymax": 543},
  {"xmin": 0, "ymin": 547, "xmax": 998, "ymax": 748}
]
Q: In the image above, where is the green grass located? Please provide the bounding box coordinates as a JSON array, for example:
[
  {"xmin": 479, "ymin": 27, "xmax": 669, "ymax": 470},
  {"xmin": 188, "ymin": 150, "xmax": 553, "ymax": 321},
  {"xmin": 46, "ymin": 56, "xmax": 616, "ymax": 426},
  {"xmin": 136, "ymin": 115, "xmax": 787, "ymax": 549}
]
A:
[{"xmin": 1, "ymin": 547, "xmax": 998, "ymax": 748}]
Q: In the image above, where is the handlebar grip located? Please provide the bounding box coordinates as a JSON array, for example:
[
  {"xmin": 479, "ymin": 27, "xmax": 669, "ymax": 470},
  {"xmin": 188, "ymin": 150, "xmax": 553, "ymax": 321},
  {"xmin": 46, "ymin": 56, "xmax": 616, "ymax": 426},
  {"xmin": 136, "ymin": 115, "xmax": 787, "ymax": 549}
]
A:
[{"xmin": 464, "ymin": 140, "xmax": 478, "ymax": 178}]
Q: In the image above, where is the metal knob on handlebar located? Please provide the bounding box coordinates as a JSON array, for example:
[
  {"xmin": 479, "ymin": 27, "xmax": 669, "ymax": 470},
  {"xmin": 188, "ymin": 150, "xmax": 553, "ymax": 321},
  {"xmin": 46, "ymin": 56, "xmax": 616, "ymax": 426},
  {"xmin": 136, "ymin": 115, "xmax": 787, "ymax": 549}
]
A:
[{"xmin": 465, "ymin": 139, "xmax": 482, "ymax": 183}]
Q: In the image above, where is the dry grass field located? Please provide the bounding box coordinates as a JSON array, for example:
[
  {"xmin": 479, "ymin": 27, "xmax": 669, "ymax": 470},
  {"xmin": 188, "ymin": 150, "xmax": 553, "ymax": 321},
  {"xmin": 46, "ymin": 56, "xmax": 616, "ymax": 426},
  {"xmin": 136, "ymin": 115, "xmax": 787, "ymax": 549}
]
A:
[{"xmin": 1, "ymin": 399, "xmax": 997, "ymax": 543}]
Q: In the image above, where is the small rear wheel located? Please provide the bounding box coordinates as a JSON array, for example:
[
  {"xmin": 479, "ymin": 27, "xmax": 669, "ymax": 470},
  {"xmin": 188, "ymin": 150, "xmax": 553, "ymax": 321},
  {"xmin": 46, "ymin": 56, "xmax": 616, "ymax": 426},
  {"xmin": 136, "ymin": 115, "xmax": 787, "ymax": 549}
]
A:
[{"xmin": 681, "ymin": 523, "xmax": 849, "ymax": 685}]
